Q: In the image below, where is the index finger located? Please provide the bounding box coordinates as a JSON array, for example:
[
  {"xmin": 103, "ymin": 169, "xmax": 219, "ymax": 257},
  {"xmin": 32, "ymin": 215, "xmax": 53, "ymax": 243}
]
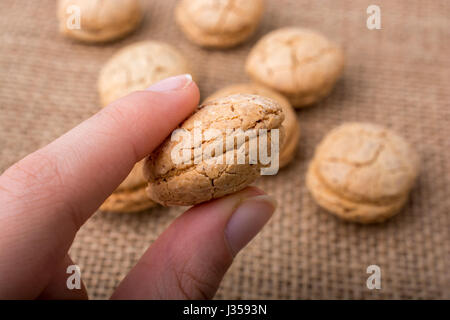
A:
[{"xmin": 0, "ymin": 75, "xmax": 199, "ymax": 298}]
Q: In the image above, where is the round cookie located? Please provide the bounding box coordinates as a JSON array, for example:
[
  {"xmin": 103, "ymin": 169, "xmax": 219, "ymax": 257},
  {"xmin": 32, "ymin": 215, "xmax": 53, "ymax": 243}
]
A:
[
  {"xmin": 245, "ymin": 27, "xmax": 345, "ymax": 108},
  {"xmin": 98, "ymin": 41, "xmax": 192, "ymax": 212},
  {"xmin": 205, "ymin": 83, "xmax": 300, "ymax": 168},
  {"xmin": 99, "ymin": 178, "xmax": 155, "ymax": 212},
  {"xmin": 98, "ymin": 41, "xmax": 193, "ymax": 106},
  {"xmin": 306, "ymin": 123, "xmax": 420, "ymax": 223},
  {"xmin": 100, "ymin": 161, "xmax": 156, "ymax": 213},
  {"xmin": 100, "ymin": 160, "xmax": 156, "ymax": 212},
  {"xmin": 57, "ymin": 0, "xmax": 142, "ymax": 43},
  {"xmin": 144, "ymin": 94, "xmax": 285, "ymax": 206},
  {"xmin": 175, "ymin": 0, "xmax": 264, "ymax": 48}
]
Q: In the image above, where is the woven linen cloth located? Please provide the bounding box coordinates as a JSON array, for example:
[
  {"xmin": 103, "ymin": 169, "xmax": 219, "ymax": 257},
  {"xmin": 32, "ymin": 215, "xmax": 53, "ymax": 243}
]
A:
[{"xmin": 0, "ymin": 0, "xmax": 449, "ymax": 299}]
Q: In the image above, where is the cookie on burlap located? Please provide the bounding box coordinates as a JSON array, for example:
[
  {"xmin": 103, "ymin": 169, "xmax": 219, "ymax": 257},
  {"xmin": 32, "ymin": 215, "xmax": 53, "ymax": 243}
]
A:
[
  {"xmin": 245, "ymin": 27, "xmax": 345, "ymax": 108},
  {"xmin": 100, "ymin": 160, "xmax": 156, "ymax": 213},
  {"xmin": 98, "ymin": 41, "xmax": 192, "ymax": 212},
  {"xmin": 306, "ymin": 123, "xmax": 420, "ymax": 223},
  {"xmin": 57, "ymin": 0, "xmax": 142, "ymax": 43},
  {"xmin": 175, "ymin": 0, "xmax": 264, "ymax": 48},
  {"xmin": 98, "ymin": 41, "xmax": 193, "ymax": 106},
  {"xmin": 205, "ymin": 83, "xmax": 300, "ymax": 168},
  {"xmin": 144, "ymin": 94, "xmax": 285, "ymax": 206}
]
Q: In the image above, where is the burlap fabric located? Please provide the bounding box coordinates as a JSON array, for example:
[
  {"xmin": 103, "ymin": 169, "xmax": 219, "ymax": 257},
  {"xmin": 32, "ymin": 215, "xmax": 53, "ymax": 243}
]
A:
[{"xmin": 0, "ymin": 0, "xmax": 448, "ymax": 299}]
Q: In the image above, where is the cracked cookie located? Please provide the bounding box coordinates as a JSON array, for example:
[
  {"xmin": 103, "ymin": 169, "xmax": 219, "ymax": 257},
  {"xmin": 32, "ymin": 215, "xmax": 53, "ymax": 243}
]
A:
[
  {"xmin": 245, "ymin": 27, "xmax": 345, "ymax": 108},
  {"xmin": 98, "ymin": 41, "xmax": 193, "ymax": 106},
  {"xmin": 205, "ymin": 83, "xmax": 300, "ymax": 168},
  {"xmin": 306, "ymin": 123, "xmax": 420, "ymax": 223},
  {"xmin": 175, "ymin": 0, "xmax": 264, "ymax": 48},
  {"xmin": 144, "ymin": 94, "xmax": 285, "ymax": 206},
  {"xmin": 57, "ymin": 0, "xmax": 142, "ymax": 43}
]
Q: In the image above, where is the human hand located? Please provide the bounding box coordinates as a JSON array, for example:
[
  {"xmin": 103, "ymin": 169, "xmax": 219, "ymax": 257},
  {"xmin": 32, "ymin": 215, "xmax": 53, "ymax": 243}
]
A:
[{"xmin": 0, "ymin": 75, "xmax": 276, "ymax": 299}]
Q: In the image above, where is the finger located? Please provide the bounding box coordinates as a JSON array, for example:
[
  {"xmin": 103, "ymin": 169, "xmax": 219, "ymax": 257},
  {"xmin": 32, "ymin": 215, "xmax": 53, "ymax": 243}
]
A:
[
  {"xmin": 0, "ymin": 75, "xmax": 199, "ymax": 298},
  {"xmin": 37, "ymin": 255, "xmax": 88, "ymax": 300},
  {"xmin": 2, "ymin": 74, "xmax": 198, "ymax": 223},
  {"xmin": 112, "ymin": 187, "xmax": 276, "ymax": 300}
]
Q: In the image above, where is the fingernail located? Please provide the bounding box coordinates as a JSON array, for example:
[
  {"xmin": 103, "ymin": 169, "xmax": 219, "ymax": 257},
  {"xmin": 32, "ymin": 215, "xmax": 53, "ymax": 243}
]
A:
[
  {"xmin": 147, "ymin": 74, "xmax": 192, "ymax": 92},
  {"xmin": 225, "ymin": 195, "xmax": 276, "ymax": 256}
]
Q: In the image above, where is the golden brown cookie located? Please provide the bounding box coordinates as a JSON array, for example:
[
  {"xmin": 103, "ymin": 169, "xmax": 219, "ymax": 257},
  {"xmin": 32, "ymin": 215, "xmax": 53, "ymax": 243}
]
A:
[
  {"xmin": 245, "ymin": 27, "xmax": 345, "ymax": 108},
  {"xmin": 98, "ymin": 41, "xmax": 193, "ymax": 106},
  {"xmin": 306, "ymin": 123, "xmax": 420, "ymax": 223},
  {"xmin": 175, "ymin": 0, "xmax": 264, "ymax": 48},
  {"xmin": 57, "ymin": 0, "xmax": 142, "ymax": 43},
  {"xmin": 100, "ymin": 161, "xmax": 156, "ymax": 213},
  {"xmin": 144, "ymin": 94, "xmax": 285, "ymax": 206},
  {"xmin": 98, "ymin": 41, "xmax": 193, "ymax": 212},
  {"xmin": 205, "ymin": 83, "xmax": 300, "ymax": 168}
]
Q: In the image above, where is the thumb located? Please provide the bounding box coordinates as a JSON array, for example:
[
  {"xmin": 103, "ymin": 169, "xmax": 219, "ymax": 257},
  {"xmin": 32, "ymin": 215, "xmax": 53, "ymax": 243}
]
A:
[{"xmin": 111, "ymin": 187, "xmax": 276, "ymax": 299}]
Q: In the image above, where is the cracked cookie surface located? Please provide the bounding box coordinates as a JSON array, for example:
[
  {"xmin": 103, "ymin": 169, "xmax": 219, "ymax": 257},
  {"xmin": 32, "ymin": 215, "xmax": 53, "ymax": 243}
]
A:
[
  {"xmin": 98, "ymin": 41, "xmax": 193, "ymax": 106},
  {"xmin": 306, "ymin": 123, "xmax": 420, "ymax": 223},
  {"xmin": 175, "ymin": 0, "xmax": 264, "ymax": 48},
  {"xmin": 245, "ymin": 27, "xmax": 344, "ymax": 107},
  {"xmin": 205, "ymin": 83, "xmax": 300, "ymax": 168},
  {"xmin": 144, "ymin": 94, "xmax": 285, "ymax": 206},
  {"xmin": 57, "ymin": 0, "xmax": 142, "ymax": 43}
]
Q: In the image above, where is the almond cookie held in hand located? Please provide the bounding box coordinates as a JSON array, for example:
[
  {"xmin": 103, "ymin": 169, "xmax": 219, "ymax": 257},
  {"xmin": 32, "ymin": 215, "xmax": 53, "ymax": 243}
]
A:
[
  {"xmin": 205, "ymin": 83, "xmax": 300, "ymax": 168},
  {"xmin": 57, "ymin": 0, "xmax": 142, "ymax": 43},
  {"xmin": 306, "ymin": 123, "xmax": 420, "ymax": 223},
  {"xmin": 175, "ymin": 0, "xmax": 264, "ymax": 48},
  {"xmin": 245, "ymin": 27, "xmax": 345, "ymax": 108},
  {"xmin": 144, "ymin": 94, "xmax": 285, "ymax": 206}
]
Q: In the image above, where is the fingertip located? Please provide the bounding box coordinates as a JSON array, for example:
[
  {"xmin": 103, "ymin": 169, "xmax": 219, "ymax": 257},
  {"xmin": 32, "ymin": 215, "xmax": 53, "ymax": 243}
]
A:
[
  {"xmin": 239, "ymin": 186, "xmax": 267, "ymax": 197},
  {"xmin": 224, "ymin": 194, "xmax": 276, "ymax": 256},
  {"xmin": 183, "ymin": 76, "xmax": 200, "ymax": 109},
  {"xmin": 146, "ymin": 74, "xmax": 193, "ymax": 92}
]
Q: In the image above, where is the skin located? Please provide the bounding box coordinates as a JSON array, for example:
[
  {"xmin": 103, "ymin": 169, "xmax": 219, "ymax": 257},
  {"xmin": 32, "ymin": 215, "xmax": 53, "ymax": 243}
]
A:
[{"xmin": 0, "ymin": 75, "xmax": 275, "ymax": 299}]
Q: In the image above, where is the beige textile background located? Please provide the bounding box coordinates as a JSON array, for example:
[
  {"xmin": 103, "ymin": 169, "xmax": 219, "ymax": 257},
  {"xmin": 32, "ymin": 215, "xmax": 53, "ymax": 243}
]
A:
[{"xmin": 0, "ymin": 0, "xmax": 449, "ymax": 299}]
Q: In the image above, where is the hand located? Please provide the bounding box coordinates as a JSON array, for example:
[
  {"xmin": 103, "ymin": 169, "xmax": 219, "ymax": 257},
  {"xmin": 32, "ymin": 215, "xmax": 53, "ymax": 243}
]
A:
[{"xmin": 0, "ymin": 75, "xmax": 276, "ymax": 299}]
